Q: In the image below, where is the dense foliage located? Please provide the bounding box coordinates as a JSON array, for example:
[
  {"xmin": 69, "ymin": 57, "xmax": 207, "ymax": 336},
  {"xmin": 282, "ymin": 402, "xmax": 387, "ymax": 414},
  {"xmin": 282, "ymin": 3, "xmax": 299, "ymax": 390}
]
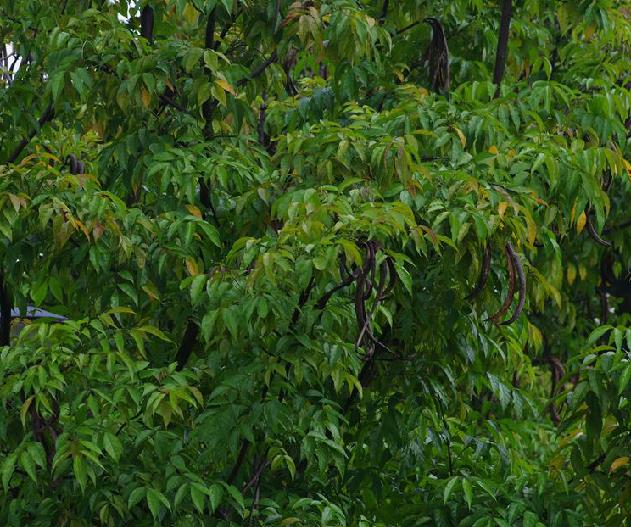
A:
[{"xmin": 2, "ymin": 0, "xmax": 631, "ymax": 525}]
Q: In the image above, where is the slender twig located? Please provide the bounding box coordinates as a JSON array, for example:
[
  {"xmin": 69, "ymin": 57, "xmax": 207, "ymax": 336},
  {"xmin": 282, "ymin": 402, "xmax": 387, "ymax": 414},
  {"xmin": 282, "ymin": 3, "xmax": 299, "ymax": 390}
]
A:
[
  {"xmin": 604, "ymin": 219, "xmax": 631, "ymax": 233},
  {"xmin": 396, "ymin": 20, "xmax": 420, "ymax": 35},
  {"xmin": 586, "ymin": 212, "xmax": 612, "ymax": 247},
  {"xmin": 227, "ymin": 441, "xmax": 250, "ymax": 485},
  {"xmin": 237, "ymin": 52, "xmax": 278, "ymax": 87}
]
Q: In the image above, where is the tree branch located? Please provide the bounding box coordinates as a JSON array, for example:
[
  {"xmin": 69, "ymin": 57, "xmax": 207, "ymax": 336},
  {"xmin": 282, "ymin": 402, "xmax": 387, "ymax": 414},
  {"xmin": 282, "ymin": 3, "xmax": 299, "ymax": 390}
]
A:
[{"xmin": 6, "ymin": 104, "xmax": 54, "ymax": 164}]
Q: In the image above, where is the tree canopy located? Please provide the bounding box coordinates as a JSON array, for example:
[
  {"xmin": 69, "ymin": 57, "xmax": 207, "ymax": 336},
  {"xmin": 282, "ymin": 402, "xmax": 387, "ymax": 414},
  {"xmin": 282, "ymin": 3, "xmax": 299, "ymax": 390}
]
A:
[{"xmin": 2, "ymin": 1, "xmax": 631, "ymax": 525}]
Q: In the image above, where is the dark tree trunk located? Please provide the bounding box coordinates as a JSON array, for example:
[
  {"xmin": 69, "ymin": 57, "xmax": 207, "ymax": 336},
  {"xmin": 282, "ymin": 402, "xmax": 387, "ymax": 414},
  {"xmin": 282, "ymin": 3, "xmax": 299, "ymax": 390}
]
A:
[
  {"xmin": 200, "ymin": 9, "xmax": 219, "ymax": 220},
  {"xmin": 140, "ymin": 6, "xmax": 154, "ymax": 43},
  {"xmin": 0, "ymin": 274, "xmax": 11, "ymax": 346},
  {"xmin": 493, "ymin": 0, "xmax": 513, "ymax": 97},
  {"xmin": 175, "ymin": 319, "xmax": 200, "ymax": 370}
]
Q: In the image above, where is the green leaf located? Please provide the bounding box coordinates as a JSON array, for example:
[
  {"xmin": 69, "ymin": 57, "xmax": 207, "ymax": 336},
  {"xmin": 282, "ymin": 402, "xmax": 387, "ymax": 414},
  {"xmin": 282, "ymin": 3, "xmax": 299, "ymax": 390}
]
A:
[
  {"xmin": 208, "ymin": 483, "xmax": 224, "ymax": 512},
  {"xmin": 462, "ymin": 478, "xmax": 473, "ymax": 509},
  {"xmin": 146, "ymin": 488, "xmax": 164, "ymax": 518},
  {"xmin": 190, "ymin": 274, "xmax": 207, "ymax": 305},
  {"xmin": 619, "ymin": 364, "xmax": 631, "ymax": 394},
  {"xmin": 443, "ymin": 476, "xmax": 458, "ymax": 504},
  {"xmin": 31, "ymin": 280, "xmax": 48, "ymax": 305},
  {"xmin": 128, "ymin": 487, "xmax": 146, "ymax": 509},
  {"xmin": 73, "ymin": 455, "xmax": 88, "ymax": 492},
  {"xmin": 222, "ymin": 308, "xmax": 238, "ymax": 339},
  {"xmin": 137, "ymin": 325, "xmax": 171, "ymax": 342},
  {"xmin": 1, "ymin": 454, "xmax": 16, "ymax": 491},
  {"xmin": 190, "ymin": 482, "xmax": 206, "ymax": 513},
  {"xmin": 103, "ymin": 431, "xmax": 122, "ymax": 462}
]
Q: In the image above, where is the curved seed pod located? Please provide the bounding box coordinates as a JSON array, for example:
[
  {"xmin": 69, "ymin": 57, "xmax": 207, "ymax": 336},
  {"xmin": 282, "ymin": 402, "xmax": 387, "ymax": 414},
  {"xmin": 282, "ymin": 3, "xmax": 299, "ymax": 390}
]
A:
[
  {"xmin": 467, "ymin": 244, "xmax": 491, "ymax": 299},
  {"xmin": 502, "ymin": 242, "xmax": 526, "ymax": 325},
  {"xmin": 489, "ymin": 243, "xmax": 516, "ymax": 324},
  {"xmin": 355, "ymin": 273, "xmax": 367, "ymax": 334},
  {"xmin": 368, "ymin": 241, "xmax": 378, "ymax": 284},
  {"xmin": 383, "ymin": 257, "xmax": 398, "ymax": 297},
  {"xmin": 339, "ymin": 253, "xmax": 351, "ymax": 281},
  {"xmin": 68, "ymin": 154, "xmax": 78, "ymax": 174},
  {"xmin": 586, "ymin": 213, "xmax": 612, "ymax": 247},
  {"xmin": 375, "ymin": 260, "xmax": 388, "ymax": 301}
]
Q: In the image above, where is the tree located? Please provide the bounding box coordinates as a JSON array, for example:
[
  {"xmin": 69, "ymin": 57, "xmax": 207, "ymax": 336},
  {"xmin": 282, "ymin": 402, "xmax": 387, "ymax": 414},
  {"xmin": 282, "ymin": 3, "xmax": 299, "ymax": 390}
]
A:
[{"xmin": 2, "ymin": 1, "xmax": 631, "ymax": 525}]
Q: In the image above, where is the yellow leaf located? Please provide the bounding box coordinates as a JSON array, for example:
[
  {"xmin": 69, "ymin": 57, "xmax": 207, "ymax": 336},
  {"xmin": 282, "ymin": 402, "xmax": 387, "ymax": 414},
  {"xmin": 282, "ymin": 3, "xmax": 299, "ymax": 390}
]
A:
[
  {"xmin": 576, "ymin": 211, "xmax": 587, "ymax": 233},
  {"xmin": 498, "ymin": 201, "xmax": 509, "ymax": 219},
  {"xmin": 578, "ymin": 264, "xmax": 587, "ymax": 281},
  {"xmin": 623, "ymin": 158, "xmax": 631, "ymax": 179},
  {"xmin": 567, "ymin": 264, "xmax": 577, "ymax": 286},
  {"xmin": 488, "ymin": 145, "xmax": 499, "ymax": 155},
  {"xmin": 182, "ymin": 2, "xmax": 199, "ymax": 25},
  {"xmin": 520, "ymin": 205, "xmax": 537, "ymax": 247},
  {"xmin": 186, "ymin": 204, "xmax": 202, "ymax": 218},
  {"xmin": 453, "ymin": 126, "xmax": 466, "ymax": 147},
  {"xmin": 610, "ymin": 457, "xmax": 629, "ymax": 473},
  {"xmin": 141, "ymin": 87, "xmax": 151, "ymax": 108},
  {"xmin": 186, "ymin": 258, "xmax": 199, "ymax": 276},
  {"xmin": 215, "ymin": 78, "xmax": 236, "ymax": 96},
  {"xmin": 584, "ymin": 24, "xmax": 596, "ymax": 40},
  {"xmin": 142, "ymin": 283, "xmax": 160, "ymax": 301},
  {"xmin": 7, "ymin": 193, "xmax": 26, "ymax": 212},
  {"xmin": 20, "ymin": 395, "xmax": 35, "ymax": 427}
]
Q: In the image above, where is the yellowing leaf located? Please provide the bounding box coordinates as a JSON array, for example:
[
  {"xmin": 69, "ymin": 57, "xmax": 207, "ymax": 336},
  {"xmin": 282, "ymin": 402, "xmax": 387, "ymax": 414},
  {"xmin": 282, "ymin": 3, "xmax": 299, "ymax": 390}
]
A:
[
  {"xmin": 186, "ymin": 257, "xmax": 199, "ymax": 276},
  {"xmin": 498, "ymin": 201, "xmax": 509, "ymax": 219},
  {"xmin": 576, "ymin": 211, "xmax": 587, "ymax": 234},
  {"xmin": 578, "ymin": 264, "xmax": 587, "ymax": 281},
  {"xmin": 567, "ymin": 264, "xmax": 577, "ymax": 286},
  {"xmin": 142, "ymin": 283, "xmax": 160, "ymax": 301},
  {"xmin": 7, "ymin": 193, "xmax": 26, "ymax": 212},
  {"xmin": 215, "ymin": 78, "xmax": 236, "ymax": 96},
  {"xmin": 20, "ymin": 395, "xmax": 35, "ymax": 427},
  {"xmin": 623, "ymin": 158, "xmax": 631, "ymax": 179},
  {"xmin": 488, "ymin": 145, "xmax": 499, "ymax": 155},
  {"xmin": 453, "ymin": 127, "xmax": 466, "ymax": 147},
  {"xmin": 182, "ymin": 2, "xmax": 199, "ymax": 25},
  {"xmin": 610, "ymin": 457, "xmax": 629, "ymax": 473},
  {"xmin": 584, "ymin": 24, "xmax": 596, "ymax": 40},
  {"xmin": 141, "ymin": 87, "xmax": 151, "ymax": 108},
  {"xmin": 186, "ymin": 204, "xmax": 202, "ymax": 218}
]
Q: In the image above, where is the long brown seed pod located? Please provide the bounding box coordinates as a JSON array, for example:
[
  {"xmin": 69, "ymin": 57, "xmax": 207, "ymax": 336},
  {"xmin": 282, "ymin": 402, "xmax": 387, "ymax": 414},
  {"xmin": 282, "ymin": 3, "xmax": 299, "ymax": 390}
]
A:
[
  {"xmin": 586, "ymin": 212, "xmax": 612, "ymax": 248},
  {"xmin": 467, "ymin": 244, "xmax": 491, "ymax": 299},
  {"xmin": 489, "ymin": 243, "xmax": 516, "ymax": 324},
  {"xmin": 502, "ymin": 242, "xmax": 526, "ymax": 325},
  {"xmin": 383, "ymin": 257, "xmax": 397, "ymax": 297},
  {"xmin": 355, "ymin": 273, "xmax": 367, "ymax": 334}
]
